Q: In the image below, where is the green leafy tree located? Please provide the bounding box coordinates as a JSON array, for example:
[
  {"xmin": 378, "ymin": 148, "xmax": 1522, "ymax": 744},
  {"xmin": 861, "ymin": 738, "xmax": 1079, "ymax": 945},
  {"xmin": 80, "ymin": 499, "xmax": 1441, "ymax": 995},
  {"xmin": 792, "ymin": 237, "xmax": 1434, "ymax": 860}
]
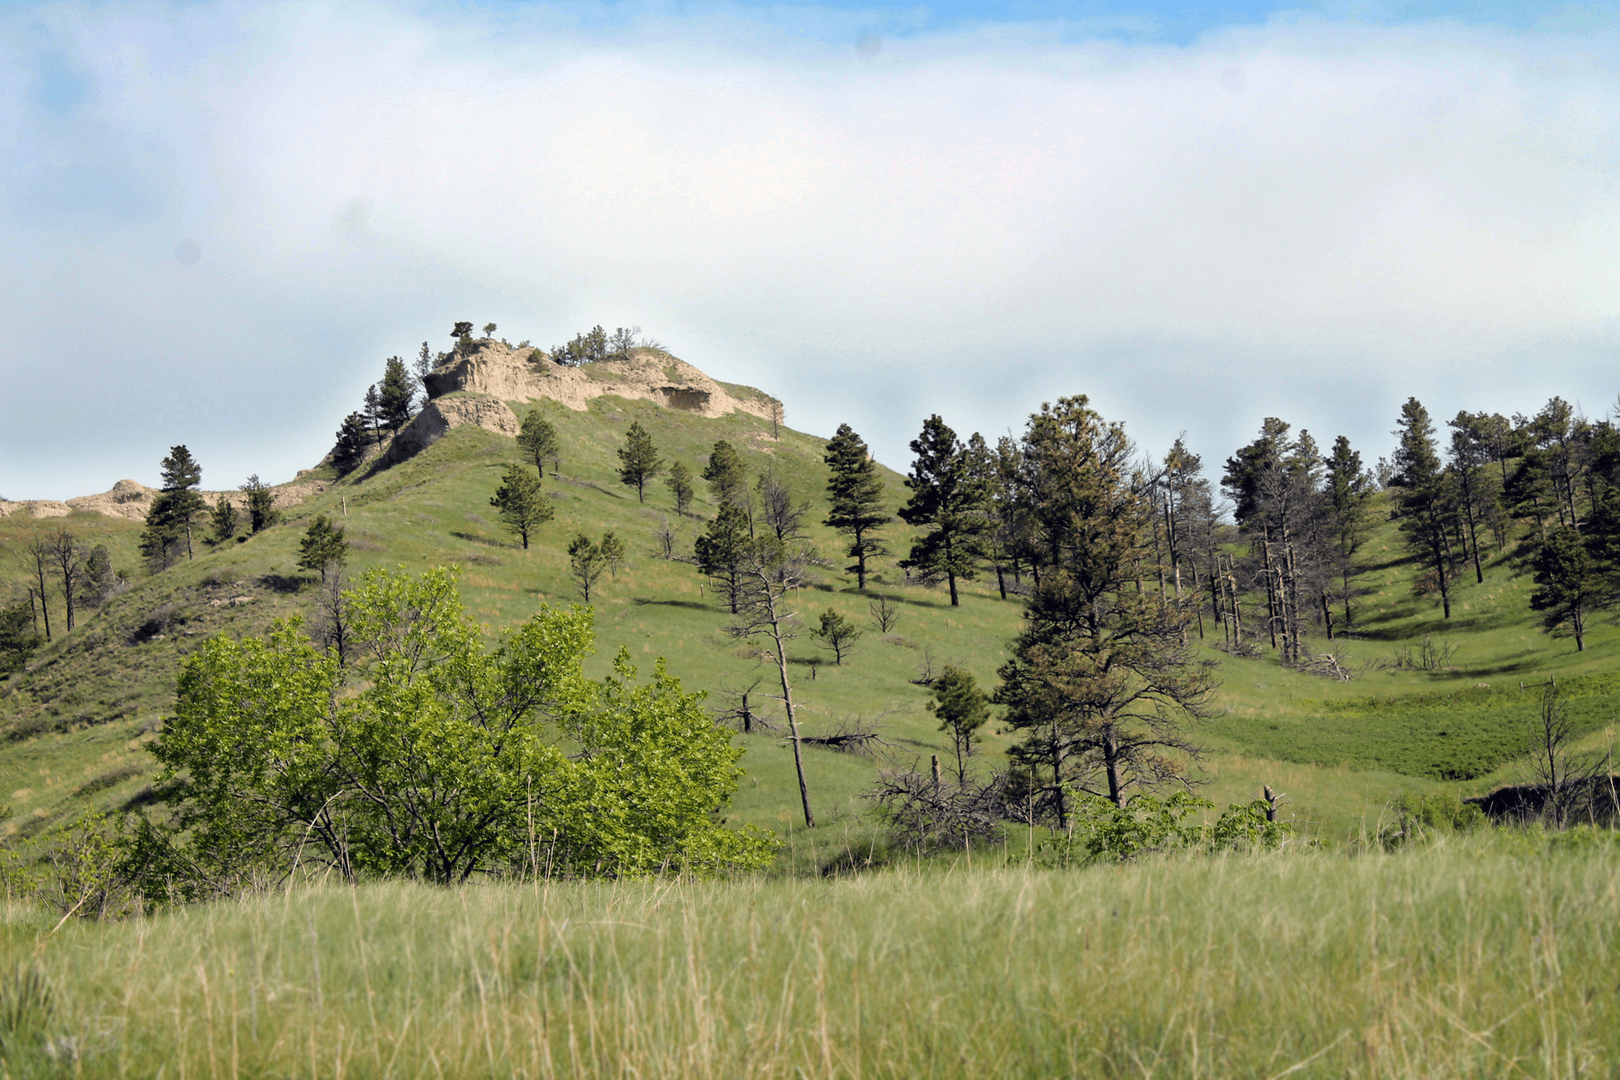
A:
[
  {"xmin": 297, "ymin": 515, "xmax": 350, "ymax": 584},
  {"xmin": 899, "ymin": 415, "xmax": 991, "ymax": 606},
  {"xmin": 702, "ymin": 440, "xmax": 748, "ymax": 509},
  {"xmin": 929, "ymin": 665, "xmax": 991, "ymax": 783},
  {"xmin": 516, "ymin": 412, "xmax": 559, "ymax": 480},
  {"xmin": 134, "ymin": 567, "xmax": 774, "ymax": 892},
  {"xmin": 666, "ymin": 460, "xmax": 694, "ymax": 515},
  {"xmin": 694, "ymin": 503, "xmax": 752, "ymax": 613},
  {"xmin": 240, "ymin": 475, "xmax": 279, "ymax": 533},
  {"xmin": 568, "ymin": 534, "xmax": 609, "ymax": 603},
  {"xmin": 823, "ymin": 423, "xmax": 891, "ymax": 590},
  {"xmin": 1391, "ymin": 397, "xmax": 1459, "ymax": 619},
  {"xmin": 995, "ymin": 397, "xmax": 1216, "ymax": 827},
  {"xmin": 332, "ymin": 412, "xmax": 372, "ymax": 474},
  {"xmin": 376, "ymin": 356, "xmax": 416, "ymax": 434},
  {"xmin": 208, "ymin": 495, "xmax": 239, "ymax": 546},
  {"xmin": 812, "ymin": 608, "xmax": 862, "ymax": 665},
  {"xmin": 489, "ymin": 465, "xmax": 553, "ymax": 549},
  {"xmin": 617, "ymin": 421, "xmax": 663, "ymax": 503}
]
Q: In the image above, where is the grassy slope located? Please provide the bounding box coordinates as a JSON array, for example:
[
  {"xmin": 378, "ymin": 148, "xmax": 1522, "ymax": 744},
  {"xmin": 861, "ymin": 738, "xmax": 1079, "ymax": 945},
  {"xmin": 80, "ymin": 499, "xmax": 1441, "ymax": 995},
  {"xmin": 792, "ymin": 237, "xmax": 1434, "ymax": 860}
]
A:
[
  {"xmin": 4, "ymin": 392, "xmax": 1618, "ymax": 857},
  {"xmin": 2, "ymin": 834, "xmax": 1617, "ymax": 1077}
]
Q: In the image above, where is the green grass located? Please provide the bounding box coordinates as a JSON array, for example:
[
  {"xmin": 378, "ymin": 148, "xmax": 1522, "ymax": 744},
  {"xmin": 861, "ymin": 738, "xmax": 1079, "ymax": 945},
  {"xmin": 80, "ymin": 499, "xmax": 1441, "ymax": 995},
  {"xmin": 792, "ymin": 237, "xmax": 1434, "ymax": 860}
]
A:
[
  {"xmin": 5, "ymin": 393, "xmax": 1620, "ymax": 854},
  {"xmin": 2, "ymin": 834, "xmax": 1618, "ymax": 1077}
]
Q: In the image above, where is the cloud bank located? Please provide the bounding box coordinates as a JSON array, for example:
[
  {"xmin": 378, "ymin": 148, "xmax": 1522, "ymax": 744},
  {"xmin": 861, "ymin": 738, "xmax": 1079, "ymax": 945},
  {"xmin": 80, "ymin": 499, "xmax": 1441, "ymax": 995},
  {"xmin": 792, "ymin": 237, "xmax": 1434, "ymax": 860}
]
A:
[{"xmin": 1, "ymin": 1, "xmax": 1617, "ymax": 498}]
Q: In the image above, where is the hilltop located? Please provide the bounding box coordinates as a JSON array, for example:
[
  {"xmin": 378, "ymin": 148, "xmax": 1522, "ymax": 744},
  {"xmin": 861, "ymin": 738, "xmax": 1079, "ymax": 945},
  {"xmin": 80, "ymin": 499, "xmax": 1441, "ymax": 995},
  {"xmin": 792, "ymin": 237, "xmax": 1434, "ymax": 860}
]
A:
[{"xmin": 2, "ymin": 347, "xmax": 1617, "ymax": 870}]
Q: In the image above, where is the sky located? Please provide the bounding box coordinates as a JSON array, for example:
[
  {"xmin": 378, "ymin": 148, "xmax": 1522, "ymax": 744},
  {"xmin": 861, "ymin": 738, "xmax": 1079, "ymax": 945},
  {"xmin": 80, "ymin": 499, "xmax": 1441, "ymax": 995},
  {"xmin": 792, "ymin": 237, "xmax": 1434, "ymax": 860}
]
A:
[{"xmin": 1, "ymin": 0, "xmax": 1617, "ymax": 500}]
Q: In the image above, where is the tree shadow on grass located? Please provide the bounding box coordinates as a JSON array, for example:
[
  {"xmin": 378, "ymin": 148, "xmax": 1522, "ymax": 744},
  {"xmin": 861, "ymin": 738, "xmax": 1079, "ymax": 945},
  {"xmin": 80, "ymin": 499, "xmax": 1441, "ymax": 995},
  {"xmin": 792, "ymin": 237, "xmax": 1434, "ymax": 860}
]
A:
[
  {"xmin": 632, "ymin": 598, "xmax": 710, "ymax": 611},
  {"xmin": 259, "ymin": 573, "xmax": 306, "ymax": 594},
  {"xmin": 450, "ymin": 531, "xmax": 514, "ymax": 549}
]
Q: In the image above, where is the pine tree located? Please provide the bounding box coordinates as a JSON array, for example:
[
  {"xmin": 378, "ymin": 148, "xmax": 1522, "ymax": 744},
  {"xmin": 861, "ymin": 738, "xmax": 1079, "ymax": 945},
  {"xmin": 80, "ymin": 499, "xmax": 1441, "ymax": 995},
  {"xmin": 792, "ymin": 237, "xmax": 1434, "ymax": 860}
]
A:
[
  {"xmin": 929, "ymin": 665, "xmax": 991, "ymax": 784},
  {"xmin": 1323, "ymin": 435, "xmax": 1373, "ymax": 627},
  {"xmin": 665, "ymin": 460, "xmax": 694, "ymax": 515},
  {"xmin": 995, "ymin": 396, "xmax": 1215, "ymax": 826},
  {"xmin": 363, "ymin": 385, "xmax": 385, "ymax": 447},
  {"xmin": 823, "ymin": 423, "xmax": 890, "ymax": 590},
  {"xmin": 297, "ymin": 515, "xmax": 350, "ymax": 584},
  {"xmin": 489, "ymin": 465, "xmax": 553, "ymax": 549},
  {"xmin": 333, "ymin": 412, "xmax": 371, "ymax": 474},
  {"xmin": 377, "ymin": 356, "xmax": 416, "ymax": 434},
  {"xmin": 702, "ymin": 440, "xmax": 748, "ymax": 508},
  {"xmin": 1529, "ymin": 526, "xmax": 1604, "ymax": 651},
  {"xmin": 898, "ymin": 415, "xmax": 991, "ymax": 606},
  {"xmin": 1392, "ymin": 397, "xmax": 1459, "ymax": 619},
  {"xmin": 516, "ymin": 412, "xmax": 559, "ymax": 481},
  {"xmin": 694, "ymin": 503, "xmax": 751, "ymax": 613},
  {"xmin": 208, "ymin": 494, "xmax": 239, "ymax": 545},
  {"xmin": 567, "ymin": 534, "xmax": 608, "ymax": 602},
  {"xmin": 616, "ymin": 422, "xmax": 663, "ymax": 502},
  {"xmin": 159, "ymin": 445, "xmax": 205, "ymax": 560},
  {"xmin": 240, "ymin": 475, "xmax": 279, "ymax": 533},
  {"xmin": 811, "ymin": 608, "xmax": 862, "ymax": 665}
]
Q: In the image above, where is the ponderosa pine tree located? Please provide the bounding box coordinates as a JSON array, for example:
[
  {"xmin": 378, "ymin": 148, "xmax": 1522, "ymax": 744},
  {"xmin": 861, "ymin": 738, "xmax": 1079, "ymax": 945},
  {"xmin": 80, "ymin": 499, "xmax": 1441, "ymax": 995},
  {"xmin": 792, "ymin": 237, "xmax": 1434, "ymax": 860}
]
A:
[
  {"xmin": 567, "ymin": 534, "xmax": 609, "ymax": 603},
  {"xmin": 1323, "ymin": 435, "xmax": 1374, "ymax": 627},
  {"xmin": 695, "ymin": 503, "xmax": 751, "ymax": 613},
  {"xmin": 161, "ymin": 445, "xmax": 206, "ymax": 560},
  {"xmin": 617, "ymin": 422, "xmax": 663, "ymax": 503},
  {"xmin": 899, "ymin": 415, "xmax": 991, "ymax": 606},
  {"xmin": 489, "ymin": 465, "xmax": 552, "ymax": 549},
  {"xmin": 333, "ymin": 412, "xmax": 371, "ymax": 474},
  {"xmin": 376, "ymin": 356, "xmax": 416, "ymax": 434},
  {"xmin": 702, "ymin": 440, "xmax": 749, "ymax": 509},
  {"xmin": 1529, "ymin": 526, "xmax": 1603, "ymax": 651},
  {"xmin": 516, "ymin": 412, "xmax": 559, "ymax": 481},
  {"xmin": 929, "ymin": 665, "xmax": 991, "ymax": 784},
  {"xmin": 1391, "ymin": 397, "xmax": 1459, "ymax": 619},
  {"xmin": 297, "ymin": 515, "xmax": 350, "ymax": 584},
  {"xmin": 1448, "ymin": 411, "xmax": 1506, "ymax": 582},
  {"xmin": 665, "ymin": 460, "xmax": 694, "ymax": 515},
  {"xmin": 823, "ymin": 423, "xmax": 890, "ymax": 590},
  {"xmin": 240, "ymin": 475, "xmax": 279, "ymax": 533},
  {"xmin": 995, "ymin": 396, "xmax": 1216, "ymax": 826},
  {"xmin": 208, "ymin": 495, "xmax": 239, "ymax": 546}
]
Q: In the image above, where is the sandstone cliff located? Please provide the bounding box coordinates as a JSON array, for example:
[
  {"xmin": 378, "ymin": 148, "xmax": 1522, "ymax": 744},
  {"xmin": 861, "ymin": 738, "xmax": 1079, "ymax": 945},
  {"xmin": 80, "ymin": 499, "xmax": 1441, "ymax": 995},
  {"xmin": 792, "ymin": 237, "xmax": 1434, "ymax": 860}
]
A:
[{"xmin": 423, "ymin": 342, "xmax": 782, "ymax": 423}]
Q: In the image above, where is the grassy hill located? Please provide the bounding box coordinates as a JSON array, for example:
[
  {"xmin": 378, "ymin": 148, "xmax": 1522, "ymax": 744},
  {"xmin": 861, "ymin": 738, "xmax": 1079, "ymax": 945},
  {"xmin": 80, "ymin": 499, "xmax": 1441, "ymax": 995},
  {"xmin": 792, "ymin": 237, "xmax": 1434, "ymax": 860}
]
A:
[{"xmin": 3, "ymin": 388, "xmax": 1617, "ymax": 865}]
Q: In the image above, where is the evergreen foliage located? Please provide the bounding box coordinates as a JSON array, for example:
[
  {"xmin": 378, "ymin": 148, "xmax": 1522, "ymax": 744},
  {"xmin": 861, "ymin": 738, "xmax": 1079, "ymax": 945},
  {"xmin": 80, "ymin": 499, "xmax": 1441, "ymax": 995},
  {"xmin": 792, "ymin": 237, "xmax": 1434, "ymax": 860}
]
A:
[
  {"xmin": 701, "ymin": 440, "xmax": 748, "ymax": 508},
  {"xmin": 694, "ymin": 503, "xmax": 751, "ymax": 613},
  {"xmin": 376, "ymin": 356, "xmax": 416, "ymax": 434},
  {"xmin": 822, "ymin": 424, "xmax": 890, "ymax": 590},
  {"xmin": 489, "ymin": 465, "xmax": 553, "ymax": 549},
  {"xmin": 996, "ymin": 396, "xmax": 1216, "ymax": 826},
  {"xmin": 240, "ymin": 475, "xmax": 279, "ymax": 533},
  {"xmin": 616, "ymin": 422, "xmax": 663, "ymax": 503},
  {"xmin": 811, "ymin": 608, "xmax": 861, "ymax": 665},
  {"xmin": 1391, "ymin": 397, "xmax": 1459, "ymax": 619},
  {"xmin": 516, "ymin": 412, "xmax": 559, "ymax": 480},
  {"xmin": 207, "ymin": 495, "xmax": 239, "ymax": 546},
  {"xmin": 898, "ymin": 415, "xmax": 991, "ymax": 606},
  {"xmin": 665, "ymin": 460, "xmax": 694, "ymax": 515},
  {"xmin": 296, "ymin": 515, "xmax": 350, "ymax": 583},
  {"xmin": 333, "ymin": 412, "xmax": 372, "ymax": 474},
  {"xmin": 928, "ymin": 665, "xmax": 991, "ymax": 783},
  {"xmin": 567, "ymin": 534, "xmax": 610, "ymax": 603}
]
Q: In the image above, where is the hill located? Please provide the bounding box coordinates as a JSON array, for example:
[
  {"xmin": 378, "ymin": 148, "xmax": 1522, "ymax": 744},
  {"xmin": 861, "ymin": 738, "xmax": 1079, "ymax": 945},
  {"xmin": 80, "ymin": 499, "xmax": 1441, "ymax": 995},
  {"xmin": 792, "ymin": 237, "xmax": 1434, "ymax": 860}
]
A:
[{"xmin": 2, "ymin": 350, "xmax": 1617, "ymax": 868}]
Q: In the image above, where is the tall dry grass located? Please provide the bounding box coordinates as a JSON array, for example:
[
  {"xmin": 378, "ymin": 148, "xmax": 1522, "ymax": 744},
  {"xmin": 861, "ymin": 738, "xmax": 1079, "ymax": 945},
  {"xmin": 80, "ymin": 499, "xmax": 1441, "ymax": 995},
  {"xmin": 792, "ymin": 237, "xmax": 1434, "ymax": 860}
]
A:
[{"xmin": 2, "ymin": 832, "xmax": 1617, "ymax": 1077}]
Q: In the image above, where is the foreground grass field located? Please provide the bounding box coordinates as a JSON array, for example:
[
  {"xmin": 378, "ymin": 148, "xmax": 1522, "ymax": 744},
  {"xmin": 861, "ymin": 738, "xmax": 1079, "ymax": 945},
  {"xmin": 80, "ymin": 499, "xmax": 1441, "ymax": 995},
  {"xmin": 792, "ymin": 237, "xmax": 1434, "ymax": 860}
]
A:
[{"xmin": 2, "ymin": 833, "xmax": 1616, "ymax": 1078}]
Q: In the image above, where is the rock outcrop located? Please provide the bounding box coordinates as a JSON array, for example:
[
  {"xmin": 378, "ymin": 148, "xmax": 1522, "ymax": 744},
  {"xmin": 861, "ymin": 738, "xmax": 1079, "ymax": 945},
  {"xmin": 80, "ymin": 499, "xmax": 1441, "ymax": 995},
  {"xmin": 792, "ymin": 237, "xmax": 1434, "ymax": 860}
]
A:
[
  {"xmin": 382, "ymin": 394, "xmax": 522, "ymax": 466},
  {"xmin": 1, "ymin": 476, "xmax": 327, "ymax": 521},
  {"xmin": 422, "ymin": 342, "xmax": 781, "ymax": 423}
]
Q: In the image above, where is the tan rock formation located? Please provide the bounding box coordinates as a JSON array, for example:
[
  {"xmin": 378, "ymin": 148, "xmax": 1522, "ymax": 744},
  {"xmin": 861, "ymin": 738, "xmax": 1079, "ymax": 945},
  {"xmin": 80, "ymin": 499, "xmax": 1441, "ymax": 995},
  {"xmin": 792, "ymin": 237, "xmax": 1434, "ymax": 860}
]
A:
[
  {"xmin": 2, "ymin": 475, "xmax": 327, "ymax": 522},
  {"xmin": 382, "ymin": 393, "xmax": 523, "ymax": 466},
  {"xmin": 423, "ymin": 342, "xmax": 782, "ymax": 423}
]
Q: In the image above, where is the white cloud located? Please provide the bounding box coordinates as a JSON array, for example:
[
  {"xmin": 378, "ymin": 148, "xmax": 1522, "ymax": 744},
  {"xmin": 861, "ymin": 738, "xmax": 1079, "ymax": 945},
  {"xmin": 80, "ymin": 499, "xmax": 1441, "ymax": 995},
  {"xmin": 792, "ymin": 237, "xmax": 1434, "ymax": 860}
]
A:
[{"xmin": 1, "ymin": 2, "xmax": 1617, "ymax": 497}]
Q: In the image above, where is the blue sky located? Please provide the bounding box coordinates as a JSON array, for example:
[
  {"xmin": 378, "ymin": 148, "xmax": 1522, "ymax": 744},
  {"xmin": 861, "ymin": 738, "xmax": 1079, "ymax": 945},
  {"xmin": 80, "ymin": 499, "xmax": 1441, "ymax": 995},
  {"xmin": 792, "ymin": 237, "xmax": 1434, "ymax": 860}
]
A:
[{"xmin": 1, "ymin": 0, "xmax": 1618, "ymax": 502}]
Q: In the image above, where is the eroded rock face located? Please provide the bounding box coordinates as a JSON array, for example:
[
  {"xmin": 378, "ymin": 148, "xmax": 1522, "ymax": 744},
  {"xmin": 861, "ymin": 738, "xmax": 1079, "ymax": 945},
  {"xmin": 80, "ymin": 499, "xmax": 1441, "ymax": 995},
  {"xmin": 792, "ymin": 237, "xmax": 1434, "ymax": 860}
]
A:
[
  {"xmin": 382, "ymin": 394, "xmax": 522, "ymax": 465},
  {"xmin": 423, "ymin": 341, "xmax": 780, "ymax": 423}
]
